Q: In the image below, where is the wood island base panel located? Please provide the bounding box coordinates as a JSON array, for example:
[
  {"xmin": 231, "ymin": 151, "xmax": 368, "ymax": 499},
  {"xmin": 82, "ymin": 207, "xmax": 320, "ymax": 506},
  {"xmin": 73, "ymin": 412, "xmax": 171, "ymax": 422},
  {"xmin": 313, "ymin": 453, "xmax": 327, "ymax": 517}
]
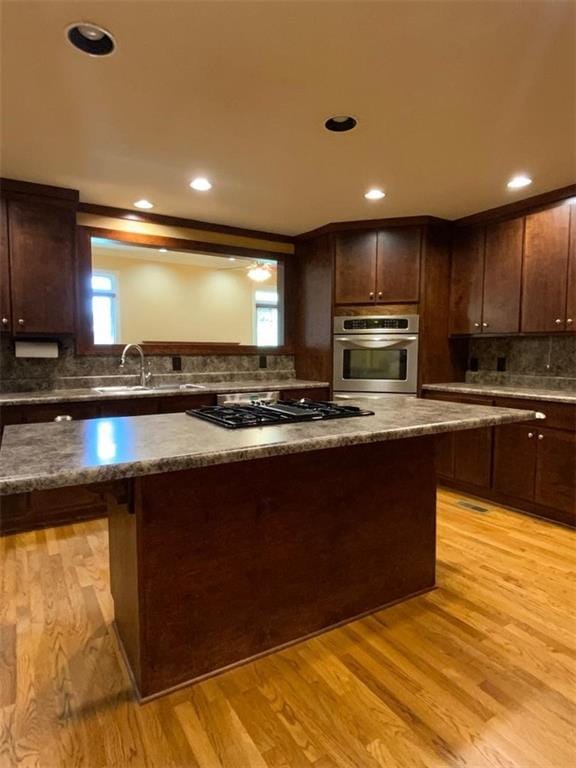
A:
[{"xmin": 108, "ymin": 437, "xmax": 437, "ymax": 700}]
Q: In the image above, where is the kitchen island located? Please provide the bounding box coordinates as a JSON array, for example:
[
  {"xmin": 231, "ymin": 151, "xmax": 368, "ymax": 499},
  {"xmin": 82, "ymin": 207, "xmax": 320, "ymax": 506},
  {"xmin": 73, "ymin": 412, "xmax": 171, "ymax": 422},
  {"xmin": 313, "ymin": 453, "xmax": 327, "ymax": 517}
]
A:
[{"xmin": 0, "ymin": 397, "xmax": 537, "ymax": 700}]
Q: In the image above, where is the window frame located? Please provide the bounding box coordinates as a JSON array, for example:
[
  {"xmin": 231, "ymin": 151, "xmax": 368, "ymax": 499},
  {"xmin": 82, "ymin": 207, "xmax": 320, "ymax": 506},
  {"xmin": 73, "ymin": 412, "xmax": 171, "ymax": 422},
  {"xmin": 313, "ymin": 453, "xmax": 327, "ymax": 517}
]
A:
[{"xmin": 91, "ymin": 269, "xmax": 120, "ymax": 344}]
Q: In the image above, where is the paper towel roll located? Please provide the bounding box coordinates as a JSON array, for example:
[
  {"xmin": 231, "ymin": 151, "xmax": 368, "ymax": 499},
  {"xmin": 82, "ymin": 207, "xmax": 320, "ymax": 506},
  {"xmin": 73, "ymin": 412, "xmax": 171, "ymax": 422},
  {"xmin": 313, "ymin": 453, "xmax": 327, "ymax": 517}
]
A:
[{"xmin": 15, "ymin": 341, "xmax": 59, "ymax": 359}]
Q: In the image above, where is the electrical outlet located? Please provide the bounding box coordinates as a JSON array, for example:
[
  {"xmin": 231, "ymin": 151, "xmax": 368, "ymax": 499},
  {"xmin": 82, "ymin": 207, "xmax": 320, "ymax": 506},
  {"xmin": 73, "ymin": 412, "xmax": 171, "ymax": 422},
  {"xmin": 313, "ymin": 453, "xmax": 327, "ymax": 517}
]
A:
[
  {"xmin": 259, "ymin": 355, "xmax": 267, "ymax": 369},
  {"xmin": 172, "ymin": 356, "xmax": 182, "ymax": 371},
  {"xmin": 497, "ymin": 356, "xmax": 506, "ymax": 372}
]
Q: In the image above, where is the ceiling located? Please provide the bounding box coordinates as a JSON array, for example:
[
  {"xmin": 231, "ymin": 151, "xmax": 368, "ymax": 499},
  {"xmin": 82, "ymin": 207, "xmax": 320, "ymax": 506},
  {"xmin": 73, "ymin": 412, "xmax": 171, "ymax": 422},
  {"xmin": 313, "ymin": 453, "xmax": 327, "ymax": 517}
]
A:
[{"xmin": 1, "ymin": 1, "xmax": 575, "ymax": 235}]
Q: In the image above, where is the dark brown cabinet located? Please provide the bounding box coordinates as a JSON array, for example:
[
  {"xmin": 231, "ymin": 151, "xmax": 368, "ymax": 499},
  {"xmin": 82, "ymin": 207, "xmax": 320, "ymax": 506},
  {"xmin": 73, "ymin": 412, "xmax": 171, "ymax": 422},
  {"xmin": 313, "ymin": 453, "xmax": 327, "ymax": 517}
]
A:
[
  {"xmin": 424, "ymin": 391, "xmax": 575, "ymax": 527},
  {"xmin": 334, "ymin": 232, "xmax": 377, "ymax": 304},
  {"xmin": 482, "ymin": 217, "xmax": 523, "ymax": 333},
  {"xmin": 334, "ymin": 227, "xmax": 421, "ymax": 305},
  {"xmin": 567, "ymin": 203, "xmax": 576, "ymax": 330},
  {"xmin": 522, "ymin": 203, "xmax": 572, "ymax": 332},
  {"xmin": 449, "ymin": 226, "xmax": 485, "ymax": 334},
  {"xmin": 450, "ymin": 218, "xmax": 523, "ymax": 335},
  {"xmin": 0, "ymin": 198, "xmax": 11, "ymax": 332},
  {"xmin": 534, "ymin": 428, "xmax": 576, "ymax": 516},
  {"xmin": 6, "ymin": 198, "xmax": 76, "ymax": 335},
  {"xmin": 493, "ymin": 423, "xmax": 537, "ymax": 501}
]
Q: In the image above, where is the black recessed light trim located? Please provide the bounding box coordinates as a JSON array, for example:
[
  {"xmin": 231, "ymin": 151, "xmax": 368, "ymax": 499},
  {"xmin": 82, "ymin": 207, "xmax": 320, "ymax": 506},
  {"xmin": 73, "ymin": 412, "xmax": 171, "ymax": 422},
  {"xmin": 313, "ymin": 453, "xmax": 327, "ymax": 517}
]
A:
[
  {"xmin": 66, "ymin": 23, "xmax": 115, "ymax": 56},
  {"xmin": 325, "ymin": 115, "xmax": 357, "ymax": 133}
]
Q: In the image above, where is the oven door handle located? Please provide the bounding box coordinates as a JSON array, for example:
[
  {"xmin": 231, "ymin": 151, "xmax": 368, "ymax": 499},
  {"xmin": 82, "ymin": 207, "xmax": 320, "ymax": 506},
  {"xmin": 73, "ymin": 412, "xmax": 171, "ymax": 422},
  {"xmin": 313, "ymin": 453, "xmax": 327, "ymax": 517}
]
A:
[{"xmin": 335, "ymin": 336, "xmax": 417, "ymax": 348}]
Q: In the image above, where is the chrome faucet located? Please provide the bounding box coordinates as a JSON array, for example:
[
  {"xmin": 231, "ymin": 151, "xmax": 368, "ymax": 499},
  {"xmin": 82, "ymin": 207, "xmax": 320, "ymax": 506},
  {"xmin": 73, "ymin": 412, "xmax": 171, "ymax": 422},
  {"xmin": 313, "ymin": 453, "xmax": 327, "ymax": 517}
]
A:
[{"xmin": 120, "ymin": 344, "xmax": 152, "ymax": 387}]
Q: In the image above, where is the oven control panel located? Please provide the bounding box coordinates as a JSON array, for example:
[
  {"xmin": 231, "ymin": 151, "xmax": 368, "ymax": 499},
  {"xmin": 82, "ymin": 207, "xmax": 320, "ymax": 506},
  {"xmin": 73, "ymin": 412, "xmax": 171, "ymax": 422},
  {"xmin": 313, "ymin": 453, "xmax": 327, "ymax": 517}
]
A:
[{"xmin": 334, "ymin": 315, "xmax": 419, "ymax": 334}]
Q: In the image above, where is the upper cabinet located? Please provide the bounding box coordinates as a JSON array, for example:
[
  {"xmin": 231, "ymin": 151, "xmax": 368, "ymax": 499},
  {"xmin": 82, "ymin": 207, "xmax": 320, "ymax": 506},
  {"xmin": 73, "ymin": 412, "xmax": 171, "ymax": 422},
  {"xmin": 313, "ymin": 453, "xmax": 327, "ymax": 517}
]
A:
[
  {"xmin": 482, "ymin": 217, "xmax": 523, "ymax": 333},
  {"xmin": 449, "ymin": 226, "xmax": 485, "ymax": 334},
  {"xmin": 522, "ymin": 203, "xmax": 572, "ymax": 333},
  {"xmin": 450, "ymin": 200, "xmax": 574, "ymax": 336},
  {"xmin": 334, "ymin": 226, "xmax": 421, "ymax": 305},
  {"xmin": 0, "ymin": 198, "xmax": 11, "ymax": 332},
  {"xmin": 1, "ymin": 192, "xmax": 77, "ymax": 335},
  {"xmin": 334, "ymin": 231, "xmax": 377, "ymax": 304}
]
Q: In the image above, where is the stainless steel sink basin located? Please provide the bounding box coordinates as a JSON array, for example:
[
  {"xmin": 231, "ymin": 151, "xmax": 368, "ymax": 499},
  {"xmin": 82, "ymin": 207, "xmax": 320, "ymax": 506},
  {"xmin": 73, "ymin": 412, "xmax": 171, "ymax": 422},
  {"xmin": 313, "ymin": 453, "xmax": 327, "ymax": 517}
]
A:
[{"xmin": 91, "ymin": 384, "xmax": 206, "ymax": 394}]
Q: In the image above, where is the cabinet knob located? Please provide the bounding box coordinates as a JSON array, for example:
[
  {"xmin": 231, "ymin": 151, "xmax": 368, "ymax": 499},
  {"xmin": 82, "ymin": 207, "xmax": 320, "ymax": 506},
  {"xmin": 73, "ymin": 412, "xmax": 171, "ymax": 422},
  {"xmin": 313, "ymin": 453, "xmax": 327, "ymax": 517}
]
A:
[
  {"xmin": 555, "ymin": 318, "xmax": 563, "ymax": 325},
  {"xmin": 378, "ymin": 291, "xmax": 383, "ymax": 299},
  {"xmin": 567, "ymin": 318, "xmax": 573, "ymax": 325},
  {"xmin": 1, "ymin": 317, "xmax": 8, "ymax": 327},
  {"xmin": 538, "ymin": 433, "xmax": 544, "ymax": 440},
  {"xmin": 482, "ymin": 322, "xmax": 489, "ymax": 328},
  {"xmin": 528, "ymin": 432, "xmax": 534, "ymax": 439},
  {"xmin": 54, "ymin": 415, "xmax": 73, "ymax": 422},
  {"xmin": 369, "ymin": 292, "xmax": 374, "ymax": 299},
  {"xmin": 474, "ymin": 322, "xmax": 481, "ymax": 328},
  {"xmin": 17, "ymin": 318, "xmax": 24, "ymax": 326}
]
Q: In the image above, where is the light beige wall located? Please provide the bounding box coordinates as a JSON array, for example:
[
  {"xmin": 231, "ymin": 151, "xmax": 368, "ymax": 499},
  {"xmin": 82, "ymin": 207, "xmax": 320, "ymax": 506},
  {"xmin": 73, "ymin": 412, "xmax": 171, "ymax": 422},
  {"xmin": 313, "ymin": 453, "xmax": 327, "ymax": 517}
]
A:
[{"xmin": 93, "ymin": 252, "xmax": 276, "ymax": 344}]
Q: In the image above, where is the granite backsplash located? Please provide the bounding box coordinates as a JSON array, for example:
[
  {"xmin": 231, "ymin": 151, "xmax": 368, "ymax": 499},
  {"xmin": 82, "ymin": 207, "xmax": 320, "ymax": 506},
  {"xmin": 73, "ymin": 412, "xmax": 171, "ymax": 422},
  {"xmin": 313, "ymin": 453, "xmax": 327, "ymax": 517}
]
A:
[
  {"xmin": 466, "ymin": 335, "xmax": 576, "ymax": 391},
  {"xmin": 0, "ymin": 336, "xmax": 297, "ymax": 392}
]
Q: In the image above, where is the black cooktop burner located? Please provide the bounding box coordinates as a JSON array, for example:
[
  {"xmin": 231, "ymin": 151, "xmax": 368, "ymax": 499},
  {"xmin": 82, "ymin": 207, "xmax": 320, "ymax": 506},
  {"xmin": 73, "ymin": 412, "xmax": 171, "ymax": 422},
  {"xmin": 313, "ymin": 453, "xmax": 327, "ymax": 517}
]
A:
[{"xmin": 186, "ymin": 399, "xmax": 374, "ymax": 429}]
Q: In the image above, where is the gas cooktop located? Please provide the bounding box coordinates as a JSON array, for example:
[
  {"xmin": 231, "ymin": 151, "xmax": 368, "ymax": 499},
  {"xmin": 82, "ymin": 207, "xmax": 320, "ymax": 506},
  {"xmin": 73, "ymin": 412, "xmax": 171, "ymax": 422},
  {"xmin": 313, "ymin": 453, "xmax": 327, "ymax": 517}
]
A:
[{"xmin": 186, "ymin": 399, "xmax": 374, "ymax": 429}]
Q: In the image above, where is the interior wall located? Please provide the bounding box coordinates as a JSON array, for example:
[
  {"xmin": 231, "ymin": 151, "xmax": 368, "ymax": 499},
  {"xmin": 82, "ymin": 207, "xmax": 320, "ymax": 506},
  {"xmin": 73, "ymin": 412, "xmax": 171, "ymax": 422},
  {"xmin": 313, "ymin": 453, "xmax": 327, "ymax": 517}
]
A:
[{"xmin": 93, "ymin": 252, "xmax": 275, "ymax": 345}]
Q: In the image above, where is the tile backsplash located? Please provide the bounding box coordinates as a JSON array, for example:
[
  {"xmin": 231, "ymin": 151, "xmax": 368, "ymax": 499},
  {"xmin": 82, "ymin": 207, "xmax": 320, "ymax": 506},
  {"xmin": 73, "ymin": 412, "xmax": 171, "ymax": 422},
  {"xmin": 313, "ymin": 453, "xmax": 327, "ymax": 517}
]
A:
[
  {"xmin": 466, "ymin": 335, "xmax": 576, "ymax": 391},
  {"xmin": 0, "ymin": 336, "xmax": 297, "ymax": 392}
]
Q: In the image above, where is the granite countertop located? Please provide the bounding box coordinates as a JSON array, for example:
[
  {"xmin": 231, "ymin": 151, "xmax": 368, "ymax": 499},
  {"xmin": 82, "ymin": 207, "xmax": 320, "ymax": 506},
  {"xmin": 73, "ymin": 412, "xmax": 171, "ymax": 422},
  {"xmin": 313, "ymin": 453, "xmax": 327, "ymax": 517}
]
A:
[
  {"xmin": 0, "ymin": 397, "xmax": 538, "ymax": 495},
  {"xmin": 0, "ymin": 379, "xmax": 330, "ymax": 407},
  {"xmin": 422, "ymin": 382, "xmax": 576, "ymax": 405}
]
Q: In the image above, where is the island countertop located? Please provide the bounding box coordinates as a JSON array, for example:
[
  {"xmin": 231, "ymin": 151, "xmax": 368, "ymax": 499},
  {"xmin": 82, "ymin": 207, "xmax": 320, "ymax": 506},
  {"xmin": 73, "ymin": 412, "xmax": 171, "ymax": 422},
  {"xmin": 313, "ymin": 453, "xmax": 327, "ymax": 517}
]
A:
[
  {"xmin": 0, "ymin": 397, "xmax": 539, "ymax": 495},
  {"xmin": 422, "ymin": 382, "xmax": 576, "ymax": 404}
]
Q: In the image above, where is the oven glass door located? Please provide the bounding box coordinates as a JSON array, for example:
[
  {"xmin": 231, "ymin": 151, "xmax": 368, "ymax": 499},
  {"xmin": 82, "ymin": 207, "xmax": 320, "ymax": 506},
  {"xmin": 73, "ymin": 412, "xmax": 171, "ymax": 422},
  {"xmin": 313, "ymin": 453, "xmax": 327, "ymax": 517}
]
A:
[{"xmin": 333, "ymin": 335, "xmax": 418, "ymax": 393}]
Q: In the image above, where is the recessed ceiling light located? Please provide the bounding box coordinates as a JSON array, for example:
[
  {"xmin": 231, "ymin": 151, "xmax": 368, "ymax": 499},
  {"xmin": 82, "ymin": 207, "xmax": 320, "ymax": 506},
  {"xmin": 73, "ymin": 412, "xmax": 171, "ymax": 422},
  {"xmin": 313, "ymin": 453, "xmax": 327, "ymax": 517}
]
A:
[
  {"xmin": 364, "ymin": 189, "xmax": 386, "ymax": 201},
  {"xmin": 190, "ymin": 177, "xmax": 212, "ymax": 191},
  {"xmin": 133, "ymin": 199, "xmax": 154, "ymax": 209},
  {"xmin": 66, "ymin": 23, "xmax": 116, "ymax": 56},
  {"xmin": 507, "ymin": 175, "xmax": 532, "ymax": 190},
  {"xmin": 325, "ymin": 116, "xmax": 357, "ymax": 133}
]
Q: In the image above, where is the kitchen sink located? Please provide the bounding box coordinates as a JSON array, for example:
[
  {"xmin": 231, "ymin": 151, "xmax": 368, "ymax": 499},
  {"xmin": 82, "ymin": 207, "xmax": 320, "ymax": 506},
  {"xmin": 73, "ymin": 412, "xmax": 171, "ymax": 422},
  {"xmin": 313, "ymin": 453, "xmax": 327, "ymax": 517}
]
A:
[{"xmin": 91, "ymin": 384, "xmax": 206, "ymax": 394}]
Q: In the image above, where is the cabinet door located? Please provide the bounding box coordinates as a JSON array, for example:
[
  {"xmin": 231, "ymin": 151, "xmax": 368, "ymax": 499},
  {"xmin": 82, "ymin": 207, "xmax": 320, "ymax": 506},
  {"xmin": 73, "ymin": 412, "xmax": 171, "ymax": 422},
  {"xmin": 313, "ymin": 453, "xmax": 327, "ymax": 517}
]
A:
[
  {"xmin": 482, "ymin": 217, "xmax": 523, "ymax": 333},
  {"xmin": 534, "ymin": 428, "xmax": 576, "ymax": 519},
  {"xmin": 375, "ymin": 227, "xmax": 421, "ymax": 303},
  {"xmin": 567, "ymin": 203, "xmax": 576, "ymax": 330},
  {"xmin": 334, "ymin": 232, "xmax": 377, "ymax": 305},
  {"xmin": 435, "ymin": 432, "xmax": 455, "ymax": 479},
  {"xmin": 0, "ymin": 198, "xmax": 11, "ymax": 331},
  {"xmin": 521, "ymin": 204, "xmax": 571, "ymax": 332},
  {"xmin": 8, "ymin": 198, "xmax": 75, "ymax": 334},
  {"xmin": 453, "ymin": 427, "xmax": 493, "ymax": 488},
  {"xmin": 449, "ymin": 226, "xmax": 485, "ymax": 334},
  {"xmin": 493, "ymin": 423, "xmax": 536, "ymax": 501}
]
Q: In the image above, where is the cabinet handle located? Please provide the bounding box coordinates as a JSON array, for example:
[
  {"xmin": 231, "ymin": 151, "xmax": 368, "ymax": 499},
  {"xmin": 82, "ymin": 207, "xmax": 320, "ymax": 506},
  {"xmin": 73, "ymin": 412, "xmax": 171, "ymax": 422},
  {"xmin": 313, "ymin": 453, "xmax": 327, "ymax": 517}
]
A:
[
  {"xmin": 17, "ymin": 318, "xmax": 24, "ymax": 326},
  {"xmin": 528, "ymin": 432, "xmax": 534, "ymax": 438},
  {"xmin": 474, "ymin": 322, "xmax": 481, "ymax": 328},
  {"xmin": 378, "ymin": 291, "xmax": 383, "ymax": 299},
  {"xmin": 54, "ymin": 415, "xmax": 73, "ymax": 422},
  {"xmin": 482, "ymin": 322, "xmax": 489, "ymax": 328},
  {"xmin": 1, "ymin": 317, "xmax": 8, "ymax": 327},
  {"xmin": 369, "ymin": 292, "xmax": 374, "ymax": 299},
  {"xmin": 555, "ymin": 318, "xmax": 563, "ymax": 325},
  {"xmin": 538, "ymin": 434, "xmax": 544, "ymax": 440},
  {"xmin": 567, "ymin": 318, "xmax": 573, "ymax": 325}
]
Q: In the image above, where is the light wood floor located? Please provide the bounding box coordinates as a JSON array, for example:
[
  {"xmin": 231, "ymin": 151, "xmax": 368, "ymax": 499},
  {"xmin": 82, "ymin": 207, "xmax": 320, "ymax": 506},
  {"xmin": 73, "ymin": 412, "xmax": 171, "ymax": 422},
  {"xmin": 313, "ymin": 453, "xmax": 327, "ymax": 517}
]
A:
[{"xmin": 0, "ymin": 489, "xmax": 574, "ymax": 768}]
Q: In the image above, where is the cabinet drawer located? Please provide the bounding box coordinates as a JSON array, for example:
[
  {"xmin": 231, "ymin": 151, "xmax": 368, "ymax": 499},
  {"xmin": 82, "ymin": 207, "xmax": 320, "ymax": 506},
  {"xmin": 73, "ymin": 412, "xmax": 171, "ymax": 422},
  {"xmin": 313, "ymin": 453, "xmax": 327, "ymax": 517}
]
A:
[
  {"xmin": 158, "ymin": 394, "xmax": 216, "ymax": 413},
  {"xmin": 423, "ymin": 392, "xmax": 494, "ymax": 406},
  {"xmin": 99, "ymin": 398, "xmax": 160, "ymax": 418},
  {"xmin": 280, "ymin": 388, "xmax": 330, "ymax": 401},
  {"xmin": 19, "ymin": 401, "xmax": 101, "ymax": 423},
  {"xmin": 494, "ymin": 398, "xmax": 575, "ymax": 432}
]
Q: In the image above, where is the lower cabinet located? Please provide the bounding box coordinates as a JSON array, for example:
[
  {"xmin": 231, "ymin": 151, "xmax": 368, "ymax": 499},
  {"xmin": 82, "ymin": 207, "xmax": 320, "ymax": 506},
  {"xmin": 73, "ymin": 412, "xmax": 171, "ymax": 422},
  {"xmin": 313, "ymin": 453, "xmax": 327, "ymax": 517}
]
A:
[
  {"xmin": 0, "ymin": 386, "xmax": 331, "ymax": 534},
  {"xmin": 425, "ymin": 391, "xmax": 576, "ymax": 527}
]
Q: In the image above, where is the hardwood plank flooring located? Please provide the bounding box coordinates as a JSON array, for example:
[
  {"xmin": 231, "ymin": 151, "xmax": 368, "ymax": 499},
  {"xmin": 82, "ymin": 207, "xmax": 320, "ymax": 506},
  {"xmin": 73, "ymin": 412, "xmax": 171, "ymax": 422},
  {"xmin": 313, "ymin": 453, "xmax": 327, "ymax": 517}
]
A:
[{"xmin": 0, "ymin": 489, "xmax": 574, "ymax": 767}]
